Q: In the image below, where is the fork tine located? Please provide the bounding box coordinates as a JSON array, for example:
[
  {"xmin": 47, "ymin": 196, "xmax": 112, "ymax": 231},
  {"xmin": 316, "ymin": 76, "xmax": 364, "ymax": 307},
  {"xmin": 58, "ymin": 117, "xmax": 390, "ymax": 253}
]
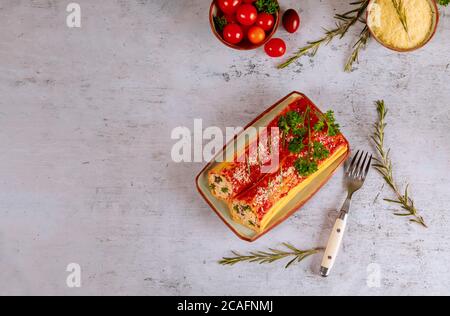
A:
[
  {"xmin": 358, "ymin": 152, "xmax": 369, "ymax": 178},
  {"xmin": 347, "ymin": 150, "xmax": 360, "ymax": 174},
  {"xmin": 362, "ymin": 154, "xmax": 373, "ymax": 180},
  {"xmin": 351, "ymin": 151, "xmax": 364, "ymax": 176}
]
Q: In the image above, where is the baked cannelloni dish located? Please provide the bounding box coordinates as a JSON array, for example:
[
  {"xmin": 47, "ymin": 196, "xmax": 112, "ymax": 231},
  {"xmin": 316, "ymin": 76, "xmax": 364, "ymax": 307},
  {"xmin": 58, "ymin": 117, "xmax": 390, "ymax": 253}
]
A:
[
  {"xmin": 208, "ymin": 124, "xmax": 280, "ymax": 201},
  {"xmin": 207, "ymin": 94, "xmax": 348, "ymax": 233}
]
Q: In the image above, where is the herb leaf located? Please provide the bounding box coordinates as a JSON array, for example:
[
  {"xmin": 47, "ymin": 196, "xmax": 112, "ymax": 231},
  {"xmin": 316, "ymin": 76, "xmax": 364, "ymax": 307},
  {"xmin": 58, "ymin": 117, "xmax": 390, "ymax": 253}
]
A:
[
  {"xmin": 314, "ymin": 110, "xmax": 341, "ymax": 136},
  {"xmin": 278, "ymin": 115, "xmax": 289, "ymax": 133},
  {"xmin": 324, "ymin": 110, "xmax": 340, "ymax": 136},
  {"xmin": 279, "ymin": 110, "xmax": 305, "ymax": 149},
  {"xmin": 438, "ymin": 0, "xmax": 449, "ymax": 6},
  {"xmin": 278, "ymin": 115, "xmax": 289, "ymax": 147},
  {"xmin": 292, "ymin": 126, "xmax": 307, "ymax": 136},
  {"xmin": 214, "ymin": 16, "xmax": 228, "ymax": 32},
  {"xmin": 288, "ymin": 137, "xmax": 304, "ymax": 153},
  {"xmin": 313, "ymin": 120, "xmax": 325, "ymax": 132},
  {"xmin": 312, "ymin": 141, "xmax": 330, "ymax": 161},
  {"xmin": 286, "ymin": 111, "xmax": 302, "ymax": 128},
  {"xmin": 295, "ymin": 157, "xmax": 318, "ymax": 177},
  {"xmin": 255, "ymin": 0, "xmax": 280, "ymax": 14}
]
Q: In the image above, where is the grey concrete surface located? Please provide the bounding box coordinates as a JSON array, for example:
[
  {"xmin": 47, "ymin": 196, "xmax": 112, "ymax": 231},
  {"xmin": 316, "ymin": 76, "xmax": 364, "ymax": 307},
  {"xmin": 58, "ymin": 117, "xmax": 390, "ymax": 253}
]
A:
[{"xmin": 0, "ymin": 0, "xmax": 449, "ymax": 295}]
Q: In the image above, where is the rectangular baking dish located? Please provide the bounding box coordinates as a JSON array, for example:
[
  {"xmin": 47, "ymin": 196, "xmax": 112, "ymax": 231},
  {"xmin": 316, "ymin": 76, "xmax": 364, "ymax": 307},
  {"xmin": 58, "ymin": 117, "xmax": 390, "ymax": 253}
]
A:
[{"xmin": 196, "ymin": 91, "xmax": 350, "ymax": 242}]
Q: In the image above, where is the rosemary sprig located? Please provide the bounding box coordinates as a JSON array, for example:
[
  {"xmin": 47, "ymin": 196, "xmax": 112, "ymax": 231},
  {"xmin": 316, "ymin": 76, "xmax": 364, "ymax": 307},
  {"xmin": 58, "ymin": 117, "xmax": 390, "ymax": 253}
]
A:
[
  {"xmin": 334, "ymin": 0, "xmax": 370, "ymax": 37},
  {"xmin": 345, "ymin": 25, "xmax": 371, "ymax": 73},
  {"xmin": 277, "ymin": 27, "xmax": 343, "ymax": 69},
  {"xmin": 219, "ymin": 243, "xmax": 323, "ymax": 268},
  {"xmin": 391, "ymin": 0, "xmax": 409, "ymax": 34},
  {"xmin": 278, "ymin": 0, "xmax": 369, "ymax": 70},
  {"xmin": 371, "ymin": 100, "xmax": 427, "ymax": 228}
]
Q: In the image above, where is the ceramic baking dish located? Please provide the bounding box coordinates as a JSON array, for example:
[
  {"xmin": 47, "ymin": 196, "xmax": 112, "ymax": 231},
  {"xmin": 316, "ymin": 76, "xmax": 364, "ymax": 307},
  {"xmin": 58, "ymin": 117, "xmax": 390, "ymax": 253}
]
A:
[{"xmin": 196, "ymin": 92, "xmax": 350, "ymax": 242}]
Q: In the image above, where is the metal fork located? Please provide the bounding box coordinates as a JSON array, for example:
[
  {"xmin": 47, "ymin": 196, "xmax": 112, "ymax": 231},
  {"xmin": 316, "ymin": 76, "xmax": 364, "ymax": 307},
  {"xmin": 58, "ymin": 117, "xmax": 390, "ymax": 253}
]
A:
[{"xmin": 320, "ymin": 150, "xmax": 373, "ymax": 277}]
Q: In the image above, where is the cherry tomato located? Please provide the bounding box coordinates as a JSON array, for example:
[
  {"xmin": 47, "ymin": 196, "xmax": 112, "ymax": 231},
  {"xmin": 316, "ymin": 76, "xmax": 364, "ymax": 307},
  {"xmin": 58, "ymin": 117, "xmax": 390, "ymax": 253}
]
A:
[
  {"xmin": 247, "ymin": 26, "xmax": 266, "ymax": 44},
  {"xmin": 255, "ymin": 13, "xmax": 275, "ymax": 31},
  {"xmin": 217, "ymin": 0, "xmax": 241, "ymax": 15},
  {"xmin": 282, "ymin": 9, "xmax": 300, "ymax": 33},
  {"xmin": 236, "ymin": 4, "xmax": 258, "ymax": 26},
  {"xmin": 264, "ymin": 38, "xmax": 286, "ymax": 57},
  {"xmin": 223, "ymin": 24, "xmax": 244, "ymax": 44}
]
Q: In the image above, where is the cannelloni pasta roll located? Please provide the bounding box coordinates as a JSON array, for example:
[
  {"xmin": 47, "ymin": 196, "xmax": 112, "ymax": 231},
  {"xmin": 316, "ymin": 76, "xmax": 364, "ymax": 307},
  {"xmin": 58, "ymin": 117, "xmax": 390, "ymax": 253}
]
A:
[{"xmin": 230, "ymin": 133, "xmax": 348, "ymax": 232}]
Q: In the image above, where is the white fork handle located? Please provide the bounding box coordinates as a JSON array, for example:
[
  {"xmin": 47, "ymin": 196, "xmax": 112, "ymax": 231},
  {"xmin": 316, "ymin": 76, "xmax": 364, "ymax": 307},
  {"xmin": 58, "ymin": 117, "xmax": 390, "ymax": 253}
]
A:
[{"xmin": 320, "ymin": 213, "xmax": 348, "ymax": 277}]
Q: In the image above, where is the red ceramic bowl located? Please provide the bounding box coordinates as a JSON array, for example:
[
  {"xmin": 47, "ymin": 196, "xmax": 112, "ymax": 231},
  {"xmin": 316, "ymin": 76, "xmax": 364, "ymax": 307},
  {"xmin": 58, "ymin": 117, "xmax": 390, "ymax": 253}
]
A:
[
  {"xmin": 366, "ymin": 0, "xmax": 439, "ymax": 53},
  {"xmin": 209, "ymin": 1, "xmax": 280, "ymax": 50}
]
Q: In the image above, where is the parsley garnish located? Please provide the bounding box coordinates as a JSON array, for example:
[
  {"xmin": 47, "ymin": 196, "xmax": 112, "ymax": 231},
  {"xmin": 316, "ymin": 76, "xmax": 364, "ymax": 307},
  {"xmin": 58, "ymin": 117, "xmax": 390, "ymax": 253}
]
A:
[
  {"xmin": 314, "ymin": 110, "xmax": 341, "ymax": 136},
  {"xmin": 313, "ymin": 120, "xmax": 325, "ymax": 132},
  {"xmin": 286, "ymin": 111, "xmax": 301, "ymax": 128},
  {"xmin": 278, "ymin": 110, "xmax": 307, "ymax": 147},
  {"xmin": 295, "ymin": 158, "xmax": 318, "ymax": 177},
  {"xmin": 278, "ymin": 107, "xmax": 338, "ymax": 177},
  {"xmin": 438, "ymin": 0, "xmax": 449, "ymax": 6},
  {"xmin": 288, "ymin": 137, "xmax": 304, "ymax": 154},
  {"xmin": 255, "ymin": 0, "xmax": 280, "ymax": 14},
  {"xmin": 325, "ymin": 111, "xmax": 340, "ymax": 136},
  {"xmin": 312, "ymin": 141, "xmax": 330, "ymax": 161},
  {"xmin": 278, "ymin": 115, "xmax": 289, "ymax": 147},
  {"xmin": 292, "ymin": 125, "xmax": 307, "ymax": 136},
  {"xmin": 279, "ymin": 111, "xmax": 300, "ymax": 148},
  {"xmin": 278, "ymin": 115, "xmax": 290, "ymax": 134},
  {"xmin": 214, "ymin": 16, "xmax": 228, "ymax": 32}
]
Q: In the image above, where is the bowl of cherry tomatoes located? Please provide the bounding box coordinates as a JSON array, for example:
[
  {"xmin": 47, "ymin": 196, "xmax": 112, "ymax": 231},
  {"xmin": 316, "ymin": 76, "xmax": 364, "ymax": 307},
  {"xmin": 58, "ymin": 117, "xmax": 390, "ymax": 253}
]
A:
[{"xmin": 210, "ymin": 0, "xmax": 281, "ymax": 50}]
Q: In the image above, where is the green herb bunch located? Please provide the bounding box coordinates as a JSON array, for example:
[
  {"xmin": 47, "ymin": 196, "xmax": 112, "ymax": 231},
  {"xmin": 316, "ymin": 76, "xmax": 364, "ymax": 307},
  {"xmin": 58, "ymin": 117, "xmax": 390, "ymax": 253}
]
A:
[
  {"xmin": 255, "ymin": 0, "xmax": 280, "ymax": 14},
  {"xmin": 314, "ymin": 110, "xmax": 341, "ymax": 136},
  {"xmin": 277, "ymin": 108, "xmax": 340, "ymax": 177},
  {"xmin": 214, "ymin": 16, "xmax": 228, "ymax": 32}
]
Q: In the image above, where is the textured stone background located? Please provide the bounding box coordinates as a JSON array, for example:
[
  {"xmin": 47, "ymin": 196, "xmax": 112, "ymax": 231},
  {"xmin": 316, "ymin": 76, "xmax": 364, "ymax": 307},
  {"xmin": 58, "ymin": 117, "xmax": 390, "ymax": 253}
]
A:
[{"xmin": 0, "ymin": 0, "xmax": 449, "ymax": 295}]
